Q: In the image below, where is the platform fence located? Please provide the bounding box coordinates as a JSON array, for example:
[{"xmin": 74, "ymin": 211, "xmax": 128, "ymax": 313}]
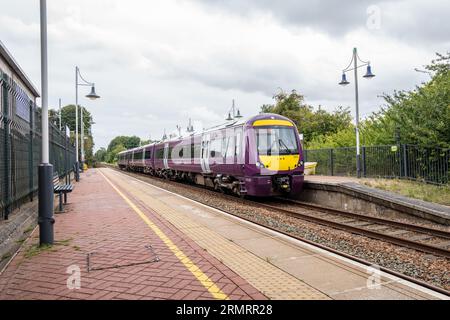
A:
[
  {"xmin": 1, "ymin": 70, "xmax": 76, "ymax": 220},
  {"xmin": 304, "ymin": 145, "xmax": 450, "ymax": 185}
]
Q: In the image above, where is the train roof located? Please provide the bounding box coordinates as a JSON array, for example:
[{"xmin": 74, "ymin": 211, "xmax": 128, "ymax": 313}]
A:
[
  {"xmin": 200, "ymin": 113, "xmax": 293, "ymax": 133},
  {"xmin": 117, "ymin": 113, "xmax": 293, "ymax": 154}
]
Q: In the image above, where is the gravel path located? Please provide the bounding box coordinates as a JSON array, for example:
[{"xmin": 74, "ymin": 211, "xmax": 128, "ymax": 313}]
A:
[{"xmin": 113, "ymin": 168, "xmax": 450, "ymax": 292}]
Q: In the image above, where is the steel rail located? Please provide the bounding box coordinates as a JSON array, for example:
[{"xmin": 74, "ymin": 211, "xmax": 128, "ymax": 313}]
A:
[
  {"xmin": 276, "ymin": 198, "xmax": 450, "ymax": 239},
  {"xmin": 248, "ymin": 200, "xmax": 450, "ymax": 259}
]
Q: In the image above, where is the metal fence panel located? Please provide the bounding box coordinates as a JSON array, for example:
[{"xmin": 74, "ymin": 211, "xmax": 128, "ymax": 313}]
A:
[
  {"xmin": 0, "ymin": 69, "xmax": 76, "ymax": 220},
  {"xmin": 305, "ymin": 144, "xmax": 449, "ymax": 185}
]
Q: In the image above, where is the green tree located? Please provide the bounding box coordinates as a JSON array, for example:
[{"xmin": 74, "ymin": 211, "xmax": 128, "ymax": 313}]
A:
[
  {"xmin": 49, "ymin": 104, "xmax": 95, "ymax": 165},
  {"xmin": 261, "ymin": 89, "xmax": 352, "ymax": 146},
  {"xmin": 94, "ymin": 147, "xmax": 107, "ymax": 162},
  {"xmin": 106, "ymin": 144, "xmax": 126, "ymax": 163},
  {"xmin": 103, "ymin": 135, "xmax": 143, "ymax": 164},
  {"xmin": 379, "ymin": 52, "xmax": 450, "ymax": 148},
  {"xmin": 107, "ymin": 136, "xmax": 141, "ymax": 153}
]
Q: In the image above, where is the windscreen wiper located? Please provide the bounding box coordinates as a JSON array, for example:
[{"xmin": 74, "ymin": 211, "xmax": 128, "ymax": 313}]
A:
[{"xmin": 278, "ymin": 139, "xmax": 291, "ymax": 154}]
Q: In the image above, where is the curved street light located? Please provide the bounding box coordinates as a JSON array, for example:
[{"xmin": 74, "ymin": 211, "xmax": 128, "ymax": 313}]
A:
[
  {"xmin": 225, "ymin": 99, "xmax": 242, "ymax": 120},
  {"xmin": 339, "ymin": 47, "xmax": 376, "ymax": 178},
  {"xmin": 75, "ymin": 66, "xmax": 100, "ymax": 180}
]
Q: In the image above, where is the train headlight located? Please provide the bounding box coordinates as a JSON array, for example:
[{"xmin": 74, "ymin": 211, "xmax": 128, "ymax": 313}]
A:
[
  {"xmin": 256, "ymin": 161, "xmax": 265, "ymax": 168},
  {"xmin": 299, "ymin": 160, "xmax": 304, "ymax": 166}
]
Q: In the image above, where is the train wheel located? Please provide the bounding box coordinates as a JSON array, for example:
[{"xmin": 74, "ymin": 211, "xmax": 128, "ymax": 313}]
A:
[{"xmin": 233, "ymin": 186, "xmax": 245, "ymax": 198}]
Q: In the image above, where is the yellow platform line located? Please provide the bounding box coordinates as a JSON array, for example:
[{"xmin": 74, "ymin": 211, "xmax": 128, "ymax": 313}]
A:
[{"xmin": 98, "ymin": 169, "xmax": 229, "ymax": 300}]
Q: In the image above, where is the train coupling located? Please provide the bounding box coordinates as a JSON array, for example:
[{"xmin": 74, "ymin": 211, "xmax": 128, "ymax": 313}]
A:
[{"xmin": 274, "ymin": 176, "xmax": 291, "ymax": 192}]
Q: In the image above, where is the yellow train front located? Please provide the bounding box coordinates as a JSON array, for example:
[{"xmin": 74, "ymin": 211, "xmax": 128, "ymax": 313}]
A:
[{"xmin": 239, "ymin": 113, "xmax": 305, "ymax": 196}]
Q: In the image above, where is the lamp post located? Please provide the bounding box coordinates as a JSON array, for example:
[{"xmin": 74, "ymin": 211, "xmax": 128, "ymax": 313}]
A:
[
  {"xmin": 339, "ymin": 47, "xmax": 375, "ymax": 178},
  {"xmin": 226, "ymin": 99, "xmax": 242, "ymax": 121},
  {"xmin": 75, "ymin": 66, "xmax": 100, "ymax": 181},
  {"xmin": 58, "ymin": 98, "xmax": 62, "ymax": 131},
  {"xmin": 38, "ymin": 0, "xmax": 53, "ymax": 245}
]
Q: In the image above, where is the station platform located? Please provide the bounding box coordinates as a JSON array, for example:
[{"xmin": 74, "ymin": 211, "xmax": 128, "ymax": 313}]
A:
[
  {"xmin": 304, "ymin": 175, "xmax": 359, "ymax": 184},
  {"xmin": 0, "ymin": 168, "xmax": 447, "ymax": 300},
  {"xmin": 303, "ymin": 175, "xmax": 450, "ymax": 225}
]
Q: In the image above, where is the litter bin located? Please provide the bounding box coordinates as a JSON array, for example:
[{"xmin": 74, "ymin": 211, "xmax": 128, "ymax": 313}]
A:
[{"xmin": 304, "ymin": 162, "xmax": 317, "ymax": 175}]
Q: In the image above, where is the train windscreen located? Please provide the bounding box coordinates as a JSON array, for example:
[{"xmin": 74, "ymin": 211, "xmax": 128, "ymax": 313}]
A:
[{"xmin": 256, "ymin": 127, "xmax": 299, "ymax": 156}]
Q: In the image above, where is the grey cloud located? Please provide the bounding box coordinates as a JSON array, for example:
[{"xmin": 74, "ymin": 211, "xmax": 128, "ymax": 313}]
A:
[
  {"xmin": 195, "ymin": 0, "xmax": 381, "ymax": 35},
  {"xmin": 379, "ymin": 1, "xmax": 450, "ymax": 46},
  {"xmin": 141, "ymin": 47, "xmax": 302, "ymax": 96},
  {"xmin": 194, "ymin": 0, "xmax": 450, "ymax": 46}
]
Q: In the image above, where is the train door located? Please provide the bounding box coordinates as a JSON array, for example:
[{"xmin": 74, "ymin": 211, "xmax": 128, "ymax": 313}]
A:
[
  {"xmin": 163, "ymin": 143, "xmax": 169, "ymax": 169},
  {"xmin": 200, "ymin": 133, "xmax": 211, "ymax": 173},
  {"xmin": 223, "ymin": 129, "xmax": 235, "ymax": 173},
  {"xmin": 234, "ymin": 127, "xmax": 243, "ymax": 167}
]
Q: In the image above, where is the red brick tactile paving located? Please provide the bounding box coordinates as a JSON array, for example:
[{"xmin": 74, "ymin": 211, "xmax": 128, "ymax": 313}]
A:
[{"xmin": 0, "ymin": 169, "xmax": 266, "ymax": 300}]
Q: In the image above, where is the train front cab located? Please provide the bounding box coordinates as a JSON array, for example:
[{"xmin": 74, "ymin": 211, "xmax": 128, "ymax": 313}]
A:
[{"xmin": 243, "ymin": 116, "xmax": 304, "ymax": 197}]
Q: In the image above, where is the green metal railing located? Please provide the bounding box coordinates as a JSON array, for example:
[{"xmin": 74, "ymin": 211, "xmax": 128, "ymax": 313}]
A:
[
  {"xmin": 304, "ymin": 145, "xmax": 450, "ymax": 185},
  {"xmin": 1, "ymin": 70, "xmax": 76, "ymax": 220}
]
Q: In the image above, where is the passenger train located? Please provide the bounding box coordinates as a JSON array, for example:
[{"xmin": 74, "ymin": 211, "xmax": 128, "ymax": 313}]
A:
[{"xmin": 118, "ymin": 113, "xmax": 305, "ymax": 197}]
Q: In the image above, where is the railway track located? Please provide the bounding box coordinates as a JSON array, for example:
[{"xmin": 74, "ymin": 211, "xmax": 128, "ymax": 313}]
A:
[
  {"xmin": 104, "ymin": 166, "xmax": 450, "ymax": 295},
  {"xmin": 254, "ymin": 198, "xmax": 450, "ymax": 259}
]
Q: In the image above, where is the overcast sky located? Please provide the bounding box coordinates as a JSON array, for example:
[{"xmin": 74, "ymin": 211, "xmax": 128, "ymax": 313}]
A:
[{"xmin": 0, "ymin": 0, "xmax": 449, "ymax": 150}]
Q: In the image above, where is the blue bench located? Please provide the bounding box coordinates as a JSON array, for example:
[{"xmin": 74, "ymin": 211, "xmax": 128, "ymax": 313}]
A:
[{"xmin": 53, "ymin": 172, "xmax": 73, "ymax": 212}]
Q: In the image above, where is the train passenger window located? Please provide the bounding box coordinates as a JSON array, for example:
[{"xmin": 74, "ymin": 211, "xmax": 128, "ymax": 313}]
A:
[
  {"xmin": 156, "ymin": 148, "xmax": 164, "ymax": 159},
  {"xmin": 193, "ymin": 144, "xmax": 201, "ymax": 158},
  {"xmin": 183, "ymin": 145, "xmax": 190, "ymax": 158},
  {"xmin": 145, "ymin": 150, "xmax": 152, "ymax": 159},
  {"xmin": 235, "ymin": 128, "xmax": 242, "ymax": 156},
  {"xmin": 210, "ymin": 138, "xmax": 222, "ymax": 158},
  {"xmin": 224, "ymin": 136, "xmax": 234, "ymax": 158},
  {"xmin": 221, "ymin": 137, "xmax": 227, "ymax": 157}
]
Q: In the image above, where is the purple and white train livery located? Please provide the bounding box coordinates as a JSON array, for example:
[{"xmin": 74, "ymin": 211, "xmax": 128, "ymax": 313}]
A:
[{"xmin": 118, "ymin": 113, "xmax": 305, "ymax": 197}]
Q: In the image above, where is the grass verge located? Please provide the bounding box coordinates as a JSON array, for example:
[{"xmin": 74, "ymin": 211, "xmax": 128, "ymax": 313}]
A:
[{"xmin": 361, "ymin": 178, "xmax": 450, "ymax": 206}]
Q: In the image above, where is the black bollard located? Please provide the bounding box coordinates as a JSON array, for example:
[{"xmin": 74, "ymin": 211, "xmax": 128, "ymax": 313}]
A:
[
  {"xmin": 75, "ymin": 161, "xmax": 80, "ymax": 182},
  {"xmin": 38, "ymin": 163, "xmax": 54, "ymax": 245}
]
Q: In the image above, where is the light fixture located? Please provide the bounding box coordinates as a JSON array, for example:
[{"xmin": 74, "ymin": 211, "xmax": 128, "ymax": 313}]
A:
[
  {"xmin": 363, "ymin": 65, "xmax": 375, "ymax": 78},
  {"xmin": 339, "ymin": 73, "xmax": 350, "ymax": 86},
  {"xmin": 85, "ymin": 85, "xmax": 100, "ymax": 100}
]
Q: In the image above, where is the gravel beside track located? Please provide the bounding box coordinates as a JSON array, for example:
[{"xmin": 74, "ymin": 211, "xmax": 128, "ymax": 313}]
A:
[{"xmin": 108, "ymin": 167, "xmax": 450, "ymax": 292}]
